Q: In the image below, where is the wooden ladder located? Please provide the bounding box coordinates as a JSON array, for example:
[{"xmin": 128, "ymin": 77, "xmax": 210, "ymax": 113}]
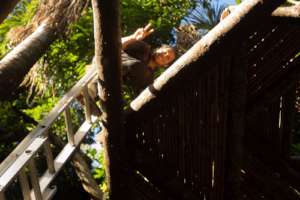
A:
[{"xmin": 0, "ymin": 69, "xmax": 99, "ymax": 200}]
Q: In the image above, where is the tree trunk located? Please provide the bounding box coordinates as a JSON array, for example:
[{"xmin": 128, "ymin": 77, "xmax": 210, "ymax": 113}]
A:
[
  {"xmin": 0, "ymin": 0, "xmax": 20, "ymax": 24},
  {"xmin": 0, "ymin": 0, "xmax": 88, "ymax": 100},
  {"xmin": 0, "ymin": 24, "xmax": 56, "ymax": 100},
  {"xmin": 92, "ymin": 0, "xmax": 127, "ymax": 199}
]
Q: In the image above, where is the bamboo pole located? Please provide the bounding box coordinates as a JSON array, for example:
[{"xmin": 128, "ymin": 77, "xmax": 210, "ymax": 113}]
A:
[
  {"xmin": 130, "ymin": 0, "xmax": 285, "ymax": 112},
  {"xmin": 91, "ymin": 0, "xmax": 126, "ymax": 199},
  {"xmin": 272, "ymin": 4, "xmax": 300, "ymax": 18},
  {"xmin": 224, "ymin": 42, "xmax": 247, "ymax": 200}
]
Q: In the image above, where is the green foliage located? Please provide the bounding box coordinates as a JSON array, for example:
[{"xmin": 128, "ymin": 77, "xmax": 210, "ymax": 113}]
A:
[
  {"xmin": 86, "ymin": 147, "xmax": 107, "ymax": 192},
  {"xmin": 0, "ymin": 98, "xmax": 36, "ymax": 161},
  {"xmin": 122, "ymin": 0, "xmax": 196, "ymax": 45},
  {"xmin": 0, "ymin": 95, "xmax": 38, "ymax": 134},
  {"xmin": 0, "ymin": 0, "xmax": 39, "ymax": 57},
  {"xmin": 23, "ymin": 96, "xmax": 58, "ymax": 121},
  {"xmin": 291, "ymin": 143, "xmax": 300, "ymax": 155},
  {"xmin": 37, "ymin": 0, "xmax": 196, "ymax": 96},
  {"xmin": 42, "ymin": 8, "xmax": 94, "ymax": 94}
]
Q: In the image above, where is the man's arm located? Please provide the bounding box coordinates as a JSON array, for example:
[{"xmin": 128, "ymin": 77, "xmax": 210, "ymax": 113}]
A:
[{"xmin": 121, "ymin": 23, "xmax": 154, "ymax": 49}]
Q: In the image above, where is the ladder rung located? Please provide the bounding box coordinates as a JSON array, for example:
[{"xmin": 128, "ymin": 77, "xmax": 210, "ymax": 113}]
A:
[
  {"xmin": 44, "ymin": 139, "xmax": 55, "ymax": 174},
  {"xmin": 39, "ymin": 120, "xmax": 94, "ymax": 193},
  {"xmin": 0, "ymin": 191, "xmax": 5, "ymax": 200},
  {"xmin": 18, "ymin": 169, "xmax": 31, "ymax": 200},
  {"xmin": 82, "ymin": 86, "xmax": 92, "ymax": 122},
  {"xmin": 31, "ymin": 186, "xmax": 57, "ymax": 200},
  {"xmin": 64, "ymin": 107, "xmax": 75, "ymax": 145},
  {"xmin": 29, "ymin": 159, "xmax": 43, "ymax": 200}
]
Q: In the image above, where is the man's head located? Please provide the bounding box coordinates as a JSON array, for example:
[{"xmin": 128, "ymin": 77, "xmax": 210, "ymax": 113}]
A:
[{"xmin": 152, "ymin": 45, "xmax": 176, "ymax": 67}]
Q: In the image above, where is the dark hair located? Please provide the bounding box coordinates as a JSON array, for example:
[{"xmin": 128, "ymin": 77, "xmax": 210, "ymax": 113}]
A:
[
  {"xmin": 124, "ymin": 40, "xmax": 151, "ymax": 63},
  {"xmin": 152, "ymin": 44, "xmax": 176, "ymax": 57}
]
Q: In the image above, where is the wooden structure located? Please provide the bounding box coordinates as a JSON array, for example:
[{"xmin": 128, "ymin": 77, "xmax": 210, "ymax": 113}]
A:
[
  {"xmin": 1, "ymin": 0, "xmax": 300, "ymax": 199},
  {"xmin": 124, "ymin": 2, "xmax": 300, "ymax": 200}
]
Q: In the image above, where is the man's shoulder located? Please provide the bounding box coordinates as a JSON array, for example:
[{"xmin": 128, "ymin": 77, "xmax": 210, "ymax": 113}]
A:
[
  {"xmin": 122, "ymin": 52, "xmax": 147, "ymax": 75},
  {"xmin": 122, "ymin": 52, "xmax": 142, "ymax": 64},
  {"xmin": 123, "ymin": 40, "xmax": 151, "ymax": 63}
]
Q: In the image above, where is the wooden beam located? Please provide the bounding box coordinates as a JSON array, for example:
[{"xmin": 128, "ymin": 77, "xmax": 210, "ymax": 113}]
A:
[
  {"xmin": 91, "ymin": 0, "xmax": 126, "ymax": 199},
  {"xmin": 130, "ymin": 0, "xmax": 285, "ymax": 112},
  {"xmin": 0, "ymin": 0, "xmax": 20, "ymax": 24}
]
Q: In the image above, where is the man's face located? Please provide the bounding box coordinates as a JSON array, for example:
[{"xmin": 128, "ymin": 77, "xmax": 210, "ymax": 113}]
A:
[{"xmin": 154, "ymin": 47, "xmax": 176, "ymax": 67}]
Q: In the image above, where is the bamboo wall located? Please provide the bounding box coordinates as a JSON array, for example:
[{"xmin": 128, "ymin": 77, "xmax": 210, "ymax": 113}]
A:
[{"xmin": 125, "ymin": 18, "xmax": 300, "ymax": 200}]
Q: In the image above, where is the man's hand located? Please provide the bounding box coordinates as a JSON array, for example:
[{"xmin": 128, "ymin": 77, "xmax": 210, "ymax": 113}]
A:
[
  {"xmin": 122, "ymin": 23, "xmax": 154, "ymax": 49},
  {"xmin": 132, "ymin": 23, "xmax": 154, "ymax": 41}
]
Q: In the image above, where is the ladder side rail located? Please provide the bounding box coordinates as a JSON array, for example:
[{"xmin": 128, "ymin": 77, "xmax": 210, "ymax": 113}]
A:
[
  {"xmin": 0, "ymin": 69, "xmax": 97, "ymax": 175},
  {"xmin": 0, "ymin": 115, "xmax": 94, "ymax": 197},
  {"xmin": 0, "ymin": 137, "xmax": 47, "ymax": 191},
  {"xmin": 0, "ymin": 69, "xmax": 98, "ymax": 196}
]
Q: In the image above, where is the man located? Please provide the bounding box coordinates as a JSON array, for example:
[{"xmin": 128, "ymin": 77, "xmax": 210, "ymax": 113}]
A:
[
  {"xmin": 121, "ymin": 23, "xmax": 176, "ymax": 94},
  {"xmin": 88, "ymin": 23, "xmax": 176, "ymax": 99}
]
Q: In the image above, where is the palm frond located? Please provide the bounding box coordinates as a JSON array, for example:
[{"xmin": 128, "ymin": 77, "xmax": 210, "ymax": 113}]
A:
[
  {"xmin": 9, "ymin": 0, "xmax": 89, "ymax": 45},
  {"xmin": 20, "ymin": 60, "xmax": 51, "ymax": 100},
  {"xmin": 184, "ymin": 0, "xmax": 228, "ymax": 36}
]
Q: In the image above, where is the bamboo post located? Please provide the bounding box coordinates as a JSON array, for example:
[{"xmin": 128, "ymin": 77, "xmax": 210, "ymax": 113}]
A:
[
  {"xmin": 224, "ymin": 43, "xmax": 247, "ymax": 200},
  {"xmin": 280, "ymin": 74, "xmax": 297, "ymax": 160},
  {"xmin": 91, "ymin": 0, "xmax": 126, "ymax": 199},
  {"xmin": 272, "ymin": 4, "xmax": 300, "ymax": 18}
]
